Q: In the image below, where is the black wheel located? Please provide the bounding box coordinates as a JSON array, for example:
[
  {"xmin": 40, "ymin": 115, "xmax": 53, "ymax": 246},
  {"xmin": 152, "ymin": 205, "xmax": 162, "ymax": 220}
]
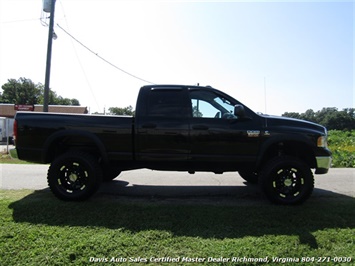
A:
[
  {"xmin": 238, "ymin": 170, "xmax": 259, "ymax": 184},
  {"xmin": 260, "ymin": 156, "xmax": 314, "ymax": 205},
  {"xmin": 47, "ymin": 151, "xmax": 103, "ymax": 201}
]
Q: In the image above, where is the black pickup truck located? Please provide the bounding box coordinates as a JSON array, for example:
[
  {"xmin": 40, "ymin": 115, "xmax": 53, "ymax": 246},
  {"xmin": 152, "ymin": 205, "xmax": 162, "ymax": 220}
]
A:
[{"xmin": 14, "ymin": 84, "xmax": 331, "ymax": 204}]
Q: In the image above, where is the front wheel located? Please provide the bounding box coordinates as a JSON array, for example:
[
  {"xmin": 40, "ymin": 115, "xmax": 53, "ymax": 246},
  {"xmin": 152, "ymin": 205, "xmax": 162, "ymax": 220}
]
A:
[
  {"xmin": 259, "ymin": 156, "xmax": 314, "ymax": 205},
  {"xmin": 47, "ymin": 151, "xmax": 103, "ymax": 201}
]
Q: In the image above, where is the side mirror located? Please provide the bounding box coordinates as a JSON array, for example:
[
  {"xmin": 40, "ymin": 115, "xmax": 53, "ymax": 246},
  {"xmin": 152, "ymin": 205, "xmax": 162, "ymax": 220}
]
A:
[{"xmin": 234, "ymin": 104, "xmax": 245, "ymax": 118}]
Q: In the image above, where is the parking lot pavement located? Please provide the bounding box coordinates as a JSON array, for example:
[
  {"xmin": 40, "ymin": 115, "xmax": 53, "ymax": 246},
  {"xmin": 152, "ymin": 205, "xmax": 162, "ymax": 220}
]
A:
[
  {"xmin": 0, "ymin": 164, "xmax": 354, "ymax": 199},
  {"xmin": 0, "ymin": 164, "xmax": 49, "ymax": 190}
]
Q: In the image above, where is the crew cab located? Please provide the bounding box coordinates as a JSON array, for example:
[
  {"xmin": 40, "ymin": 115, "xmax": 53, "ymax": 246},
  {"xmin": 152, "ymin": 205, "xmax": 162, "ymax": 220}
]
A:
[{"xmin": 14, "ymin": 84, "xmax": 332, "ymax": 204}]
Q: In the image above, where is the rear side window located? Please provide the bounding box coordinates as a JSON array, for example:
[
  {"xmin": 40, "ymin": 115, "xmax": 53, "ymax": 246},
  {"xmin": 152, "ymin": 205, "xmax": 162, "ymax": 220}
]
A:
[{"xmin": 146, "ymin": 89, "xmax": 185, "ymax": 117}]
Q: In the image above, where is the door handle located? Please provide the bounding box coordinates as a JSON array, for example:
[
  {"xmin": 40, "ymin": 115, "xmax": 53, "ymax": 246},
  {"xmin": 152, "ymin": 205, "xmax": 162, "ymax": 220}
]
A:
[
  {"xmin": 192, "ymin": 125, "xmax": 209, "ymax": 130},
  {"xmin": 142, "ymin": 123, "xmax": 157, "ymax": 129}
]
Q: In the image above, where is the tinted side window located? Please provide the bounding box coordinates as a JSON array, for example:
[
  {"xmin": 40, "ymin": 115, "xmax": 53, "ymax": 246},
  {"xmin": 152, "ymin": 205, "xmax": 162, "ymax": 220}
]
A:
[
  {"xmin": 146, "ymin": 90, "xmax": 184, "ymax": 117},
  {"xmin": 190, "ymin": 90, "xmax": 236, "ymax": 119}
]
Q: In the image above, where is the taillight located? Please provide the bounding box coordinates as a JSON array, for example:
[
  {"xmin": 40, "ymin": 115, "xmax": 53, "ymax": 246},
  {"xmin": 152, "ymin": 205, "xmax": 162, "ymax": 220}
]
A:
[{"xmin": 13, "ymin": 120, "xmax": 17, "ymax": 143}]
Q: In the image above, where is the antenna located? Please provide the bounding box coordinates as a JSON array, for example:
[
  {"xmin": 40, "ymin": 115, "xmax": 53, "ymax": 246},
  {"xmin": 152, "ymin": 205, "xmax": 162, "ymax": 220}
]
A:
[{"xmin": 264, "ymin": 77, "xmax": 267, "ymax": 114}]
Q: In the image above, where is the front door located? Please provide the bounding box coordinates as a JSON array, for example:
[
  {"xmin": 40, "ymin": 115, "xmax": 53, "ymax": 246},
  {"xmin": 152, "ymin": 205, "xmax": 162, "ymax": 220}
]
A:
[{"xmin": 188, "ymin": 89, "xmax": 260, "ymax": 166}]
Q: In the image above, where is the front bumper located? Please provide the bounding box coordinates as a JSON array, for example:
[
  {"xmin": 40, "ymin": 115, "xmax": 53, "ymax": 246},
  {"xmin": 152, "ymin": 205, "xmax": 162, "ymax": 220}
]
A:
[{"xmin": 315, "ymin": 156, "xmax": 332, "ymax": 174}]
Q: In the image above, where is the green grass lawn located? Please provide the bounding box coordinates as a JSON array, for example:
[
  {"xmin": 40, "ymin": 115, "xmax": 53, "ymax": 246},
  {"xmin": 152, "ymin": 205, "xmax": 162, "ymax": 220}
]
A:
[
  {"xmin": 0, "ymin": 190, "xmax": 354, "ymax": 265},
  {"xmin": 0, "ymin": 148, "xmax": 36, "ymax": 164}
]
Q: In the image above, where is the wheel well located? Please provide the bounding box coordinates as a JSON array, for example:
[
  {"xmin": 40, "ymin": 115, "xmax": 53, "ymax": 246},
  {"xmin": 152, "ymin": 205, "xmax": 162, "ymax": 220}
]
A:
[
  {"xmin": 259, "ymin": 141, "xmax": 316, "ymax": 169},
  {"xmin": 44, "ymin": 135, "xmax": 103, "ymax": 163}
]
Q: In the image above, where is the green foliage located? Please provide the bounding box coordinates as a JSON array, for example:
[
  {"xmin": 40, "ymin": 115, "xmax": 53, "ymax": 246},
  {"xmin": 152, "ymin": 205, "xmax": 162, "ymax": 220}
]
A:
[
  {"xmin": 108, "ymin": 105, "xmax": 135, "ymax": 116},
  {"xmin": 41, "ymin": 89, "xmax": 80, "ymax": 106},
  {"xmin": 193, "ymin": 106, "xmax": 203, "ymax": 117},
  {"xmin": 0, "ymin": 77, "xmax": 42, "ymax": 104},
  {"xmin": 0, "ymin": 77, "xmax": 80, "ymax": 106},
  {"xmin": 282, "ymin": 108, "xmax": 355, "ymax": 130},
  {"xmin": 328, "ymin": 130, "xmax": 355, "ymax": 168}
]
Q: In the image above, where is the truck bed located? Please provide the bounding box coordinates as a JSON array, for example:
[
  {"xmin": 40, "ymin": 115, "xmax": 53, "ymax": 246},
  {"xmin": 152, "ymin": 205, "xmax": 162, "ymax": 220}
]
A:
[{"xmin": 15, "ymin": 112, "xmax": 134, "ymax": 163}]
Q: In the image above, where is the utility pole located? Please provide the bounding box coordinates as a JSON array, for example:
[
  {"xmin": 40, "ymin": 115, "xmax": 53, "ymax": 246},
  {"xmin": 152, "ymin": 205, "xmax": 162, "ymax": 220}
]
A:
[{"xmin": 43, "ymin": 0, "xmax": 56, "ymax": 112}]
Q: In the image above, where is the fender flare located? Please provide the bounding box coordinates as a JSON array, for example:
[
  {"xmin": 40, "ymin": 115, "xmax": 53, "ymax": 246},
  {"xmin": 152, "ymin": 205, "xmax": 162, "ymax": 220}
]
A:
[
  {"xmin": 256, "ymin": 133, "xmax": 315, "ymax": 169},
  {"xmin": 42, "ymin": 129, "xmax": 109, "ymax": 164}
]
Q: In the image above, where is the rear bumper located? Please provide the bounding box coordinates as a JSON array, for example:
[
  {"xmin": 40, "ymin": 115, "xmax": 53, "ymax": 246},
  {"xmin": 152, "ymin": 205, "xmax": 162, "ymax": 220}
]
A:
[{"xmin": 315, "ymin": 156, "xmax": 332, "ymax": 174}]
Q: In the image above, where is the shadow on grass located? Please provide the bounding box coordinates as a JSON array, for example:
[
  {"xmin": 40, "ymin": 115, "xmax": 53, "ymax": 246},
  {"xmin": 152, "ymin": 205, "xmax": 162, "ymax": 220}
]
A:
[{"xmin": 8, "ymin": 184, "xmax": 355, "ymax": 250}]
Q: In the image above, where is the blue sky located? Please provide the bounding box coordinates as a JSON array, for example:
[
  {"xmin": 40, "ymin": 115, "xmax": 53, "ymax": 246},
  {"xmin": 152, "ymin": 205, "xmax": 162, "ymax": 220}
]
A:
[{"xmin": 0, "ymin": 0, "xmax": 353, "ymax": 115}]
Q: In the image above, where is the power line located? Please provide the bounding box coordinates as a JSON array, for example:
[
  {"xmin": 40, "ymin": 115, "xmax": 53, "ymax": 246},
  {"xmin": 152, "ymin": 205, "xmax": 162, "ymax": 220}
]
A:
[
  {"xmin": 56, "ymin": 1, "xmax": 101, "ymax": 112},
  {"xmin": 56, "ymin": 24, "xmax": 155, "ymax": 85}
]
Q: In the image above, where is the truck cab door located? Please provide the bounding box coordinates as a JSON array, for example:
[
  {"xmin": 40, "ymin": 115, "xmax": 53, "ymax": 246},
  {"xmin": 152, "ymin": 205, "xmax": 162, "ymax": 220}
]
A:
[
  {"xmin": 135, "ymin": 87, "xmax": 190, "ymax": 162},
  {"xmin": 188, "ymin": 89, "xmax": 260, "ymax": 167}
]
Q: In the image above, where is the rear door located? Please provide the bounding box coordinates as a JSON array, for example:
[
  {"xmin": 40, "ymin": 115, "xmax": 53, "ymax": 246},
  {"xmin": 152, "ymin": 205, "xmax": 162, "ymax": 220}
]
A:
[{"xmin": 135, "ymin": 87, "xmax": 190, "ymax": 161}]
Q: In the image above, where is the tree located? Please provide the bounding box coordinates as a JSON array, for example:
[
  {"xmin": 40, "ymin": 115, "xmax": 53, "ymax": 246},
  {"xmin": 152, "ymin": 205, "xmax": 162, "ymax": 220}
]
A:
[
  {"xmin": 0, "ymin": 77, "xmax": 42, "ymax": 104},
  {"xmin": 315, "ymin": 107, "xmax": 338, "ymax": 125},
  {"xmin": 282, "ymin": 107, "xmax": 355, "ymax": 130},
  {"xmin": 303, "ymin": 109, "xmax": 316, "ymax": 123},
  {"xmin": 281, "ymin": 112, "xmax": 302, "ymax": 120},
  {"xmin": 0, "ymin": 77, "xmax": 80, "ymax": 106},
  {"xmin": 38, "ymin": 90, "xmax": 80, "ymax": 106},
  {"xmin": 108, "ymin": 105, "xmax": 135, "ymax": 116},
  {"xmin": 193, "ymin": 106, "xmax": 203, "ymax": 117},
  {"xmin": 323, "ymin": 109, "xmax": 355, "ymax": 130}
]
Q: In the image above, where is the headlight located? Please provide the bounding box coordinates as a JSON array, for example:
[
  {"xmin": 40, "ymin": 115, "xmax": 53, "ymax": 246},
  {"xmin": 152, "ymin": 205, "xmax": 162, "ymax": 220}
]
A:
[{"xmin": 317, "ymin": 136, "xmax": 328, "ymax": 148}]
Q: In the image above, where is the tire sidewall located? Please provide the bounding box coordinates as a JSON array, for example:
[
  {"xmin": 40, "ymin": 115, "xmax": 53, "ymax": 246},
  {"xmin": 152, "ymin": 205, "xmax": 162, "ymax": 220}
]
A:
[
  {"xmin": 48, "ymin": 152, "xmax": 103, "ymax": 201},
  {"xmin": 260, "ymin": 156, "xmax": 314, "ymax": 205}
]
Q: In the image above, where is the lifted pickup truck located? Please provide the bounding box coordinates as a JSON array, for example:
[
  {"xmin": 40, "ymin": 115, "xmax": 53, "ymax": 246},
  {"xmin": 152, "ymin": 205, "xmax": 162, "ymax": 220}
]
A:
[{"xmin": 14, "ymin": 84, "xmax": 331, "ymax": 204}]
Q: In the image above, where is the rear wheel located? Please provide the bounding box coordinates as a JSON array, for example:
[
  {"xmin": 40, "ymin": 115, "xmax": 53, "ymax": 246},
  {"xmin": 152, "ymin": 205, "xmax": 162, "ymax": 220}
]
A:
[
  {"xmin": 47, "ymin": 151, "xmax": 103, "ymax": 201},
  {"xmin": 260, "ymin": 156, "xmax": 314, "ymax": 205}
]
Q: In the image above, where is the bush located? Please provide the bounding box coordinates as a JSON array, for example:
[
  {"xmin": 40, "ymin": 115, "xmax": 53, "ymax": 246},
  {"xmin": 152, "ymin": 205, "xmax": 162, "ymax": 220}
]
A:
[{"xmin": 328, "ymin": 130, "xmax": 355, "ymax": 168}]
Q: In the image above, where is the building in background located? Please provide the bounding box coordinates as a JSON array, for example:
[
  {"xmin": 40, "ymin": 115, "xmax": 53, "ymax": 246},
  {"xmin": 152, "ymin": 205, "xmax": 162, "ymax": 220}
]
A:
[{"xmin": 0, "ymin": 104, "xmax": 88, "ymax": 142}]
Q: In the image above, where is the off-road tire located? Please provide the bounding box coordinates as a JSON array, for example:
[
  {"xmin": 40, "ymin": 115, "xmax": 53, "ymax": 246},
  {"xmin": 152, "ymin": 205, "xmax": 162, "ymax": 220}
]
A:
[
  {"xmin": 47, "ymin": 151, "xmax": 103, "ymax": 201},
  {"xmin": 259, "ymin": 156, "xmax": 314, "ymax": 205}
]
